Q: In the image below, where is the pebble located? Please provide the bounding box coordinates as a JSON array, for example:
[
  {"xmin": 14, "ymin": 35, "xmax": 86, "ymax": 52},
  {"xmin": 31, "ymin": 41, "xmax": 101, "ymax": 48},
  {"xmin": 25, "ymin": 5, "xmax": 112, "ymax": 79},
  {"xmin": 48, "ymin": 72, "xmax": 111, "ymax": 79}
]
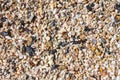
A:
[
  {"xmin": 51, "ymin": 64, "xmax": 59, "ymax": 70},
  {"xmin": 0, "ymin": 0, "xmax": 119, "ymax": 80},
  {"xmin": 25, "ymin": 46, "xmax": 35, "ymax": 56},
  {"xmin": 1, "ymin": 16, "xmax": 7, "ymax": 22},
  {"xmin": 91, "ymin": 3, "xmax": 95, "ymax": 7},
  {"xmin": 115, "ymin": 4, "xmax": 120, "ymax": 12},
  {"xmin": 50, "ymin": 49, "xmax": 57, "ymax": 54},
  {"xmin": 72, "ymin": 40, "xmax": 81, "ymax": 44},
  {"xmin": 50, "ymin": 20, "xmax": 56, "ymax": 27},
  {"xmin": 0, "ymin": 22, "xmax": 3, "ymax": 28},
  {"xmin": 0, "ymin": 30, "xmax": 11, "ymax": 37},
  {"xmin": 27, "ymin": 13, "xmax": 35, "ymax": 22},
  {"xmin": 86, "ymin": 4, "xmax": 92, "ymax": 11},
  {"xmin": 58, "ymin": 42, "xmax": 68, "ymax": 47},
  {"xmin": 0, "ymin": 31, "xmax": 9, "ymax": 36}
]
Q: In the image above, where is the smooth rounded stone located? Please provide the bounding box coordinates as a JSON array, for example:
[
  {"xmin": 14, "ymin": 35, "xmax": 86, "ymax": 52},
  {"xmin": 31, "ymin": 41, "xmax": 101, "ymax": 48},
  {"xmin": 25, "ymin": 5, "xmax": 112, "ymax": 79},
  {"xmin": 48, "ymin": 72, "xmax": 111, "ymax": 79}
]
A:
[
  {"xmin": 78, "ymin": 0, "xmax": 83, "ymax": 3},
  {"xmin": 53, "ymin": 9, "xmax": 58, "ymax": 14},
  {"xmin": 50, "ymin": 20, "xmax": 56, "ymax": 27},
  {"xmin": 5, "ymin": 36, "xmax": 11, "ymax": 39},
  {"xmin": 86, "ymin": 4, "xmax": 92, "ymax": 11},
  {"xmin": 0, "ymin": 0, "xmax": 120, "ymax": 80},
  {"xmin": 92, "ymin": 38, "xmax": 97, "ymax": 44},
  {"xmin": 0, "ymin": 22, "xmax": 3, "ymax": 28},
  {"xmin": 25, "ymin": 46, "xmax": 35, "ymax": 56},
  {"xmin": 46, "ymin": 36, "xmax": 50, "ymax": 41}
]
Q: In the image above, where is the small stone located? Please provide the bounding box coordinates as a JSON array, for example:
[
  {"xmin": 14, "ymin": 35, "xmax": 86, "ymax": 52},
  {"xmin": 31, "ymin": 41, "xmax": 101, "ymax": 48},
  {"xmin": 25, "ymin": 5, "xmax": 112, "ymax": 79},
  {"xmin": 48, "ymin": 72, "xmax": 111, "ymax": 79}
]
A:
[
  {"xmin": 115, "ymin": 15, "xmax": 120, "ymax": 22},
  {"xmin": 26, "ymin": 36, "xmax": 32, "ymax": 46},
  {"xmin": 75, "ymin": 48, "xmax": 79, "ymax": 54},
  {"xmin": 101, "ymin": 38, "xmax": 106, "ymax": 44},
  {"xmin": 29, "ymin": 61, "xmax": 35, "ymax": 67},
  {"xmin": 27, "ymin": 13, "xmax": 35, "ymax": 22},
  {"xmin": 86, "ymin": 5, "xmax": 92, "ymax": 11},
  {"xmin": 25, "ymin": 46, "xmax": 35, "ymax": 56},
  {"xmin": 31, "ymin": 36, "xmax": 37, "ymax": 43},
  {"xmin": 81, "ymin": 39, "xmax": 87, "ymax": 43},
  {"xmin": 91, "ymin": 3, "xmax": 95, "ymax": 7},
  {"xmin": 20, "ymin": 20, "xmax": 25, "ymax": 26},
  {"xmin": 80, "ymin": 34, "xmax": 86, "ymax": 40},
  {"xmin": 46, "ymin": 41, "xmax": 53, "ymax": 49},
  {"xmin": 0, "ymin": 22, "xmax": 3, "ymax": 28},
  {"xmin": 115, "ymin": 4, "xmax": 120, "ymax": 12},
  {"xmin": 51, "ymin": 64, "xmax": 59, "ymax": 70},
  {"xmin": 39, "ymin": 3, "xmax": 43, "ymax": 15},
  {"xmin": 58, "ymin": 42, "xmax": 68, "ymax": 47},
  {"xmin": 50, "ymin": 49, "xmax": 57, "ymax": 54},
  {"xmin": 91, "ymin": 46, "xmax": 96, "ymax": 52},
  {"xmin": 50, "ymin": 20, "xmax": 56, "ymax": 27},
  {"xmin": 58, "ymin": 65, "xmax": 67, "ymax": 70},
  {"xmin": 72, "ymin": 40, "xmax": 81, "ymax": 44},
  {"xmin": 99, "ymin": 67, "xmax": 103, "ymax": 73},
  {"xmin": 96, "ymin": 50, "xmax": 102, "ymax": 56},
  {"xmin": 1, "ymin": 16, "xmax": 7, "ymax": 22},
  {"xmin": 84, "ymin": 26, "xmax": 91, "ymax": 32},
  {"xmin": 5, "ymin": 36, "xmax": 11, "ymax": 39},
  {"xmin": 0, "ymin": 31, "xmax": 8, "ymax": 36},
  {"xmin": 92, "ymin": 39, "xmax": 97, "ymax": 44}
]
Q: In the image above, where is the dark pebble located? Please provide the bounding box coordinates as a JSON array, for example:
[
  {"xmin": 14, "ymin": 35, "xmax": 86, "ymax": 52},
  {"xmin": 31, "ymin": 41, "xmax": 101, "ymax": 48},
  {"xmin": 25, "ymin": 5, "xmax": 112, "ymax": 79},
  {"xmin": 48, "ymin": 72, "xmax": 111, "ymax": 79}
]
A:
[
  {"xmin": 86, "ymin": 5, "xmax": 92, "ymax": 11},
  {"xmin": 72, "ymin": 40, "xmax": 81, "ymax": 44},
  {"xmin": 71, "ymin": 2, "xmax": 77, "ymax": 7},
  {"xmin": 7, "ymin": 29, "xmax": 12, "ymax": 37},
  {"xmin": 31, "ymin": 76, "xmax": 36, "ymax": 80},
  {"xmin": 0, "ymin": 22, "xmax": 3, "ymax": 28},
  {"xmin": 58, "ymin": 42, "xmax": 68, "ymax": 47},
  {"xmin": 8, "ymin": 22, "xmax": 12, "ymax": 26},
  {"xmin": 53, "ymin": 54, "xmax": 56, "ymax": 62},
  {"xmin": 112, "ymin": 22, "xmax": 116, "ymax": 27},
  {"xmin": 25, "ymin": 46, "xmax": 35, "ymax": 56},
  {"xmin": 19, "ymin": 27, "xmax": 26, "ymax": 32},
  {"xmin": 115, "ymin": 4, "xmax": 120, "ymax": 12},
  {"xmin": 81, "ymin": 39, "xmax": 87, "ymax": 43},
  {"xmin": 80, "ymin": 46, "xmax": 85, "ymax": 50},
  {"xmin": 55, "ymin": 27, "xmax": 59, "ymax": 31},
  {"xmin": 1, "ymin": 17, "xmax": 7, "ymax": 22},
  {"xmin": 59, "ymin": 1, "xmax": 63, "ymax": 5},
  {"xmin": 31, "ymin": 15, "xmax": 37, "ymax": 22},
  {"xmin": 51, "ymin": 64, "xmax": 59, "ymax": 70},
  {"xmin": 71, "ymin": 35, "xmax": 76, "ymax": 41},
  {"xmin": 101, "ymin": 38, "xmax": 106, "ymax": 44},
  {"xmin": 31, "ymin": 36, "xmax": 37, "ymax": 43},
  {"xmin": 1, "ymin": 31, "xmax": 9, "ymax": 36},
  {"xmin": 22, "ymin": 45, "xmax": 26, "ymax": 53},
  {"xmin": 20, "ymin": 20, "xmax": 25, "ymax": 26},
  {"xmin": 65, "ymin": 47, "xmax": 69, "ymax": 54},
  {"xmin": 50, "ymin": 49, "xmax": 57, "ymax": 54},
  {"xmin": 0, "ymin": 6, "xmax": 1, "ymax": 11},
  {"xmin": 26, "ymin": 74, "xmax": 29, "ymax": 80},
  {"xmin": 77, "ymin": 12, "xmax": 80, "ymax": 14},
  {"xmin": 91, "ymin": 3, "xmax": 95, "ymax": 7},
  {"xmin": 105, "ymin": 47, "xmax": 111, "ymax": 55},
  {"xmin": 50, "ymin": 20, "xmax": 56, "ymax": 27},
  {"xmin": 84, "ymin": 26, "xmax": 91, "ymax": 32}
]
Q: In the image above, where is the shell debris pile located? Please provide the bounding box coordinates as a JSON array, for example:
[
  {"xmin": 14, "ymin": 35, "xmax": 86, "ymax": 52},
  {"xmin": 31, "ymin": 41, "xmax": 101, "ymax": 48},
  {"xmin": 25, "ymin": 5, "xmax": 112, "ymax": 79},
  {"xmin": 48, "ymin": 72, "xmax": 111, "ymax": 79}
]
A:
[{"xmin": 0, "ymin": 0, "xmax": 120, "ymax": 80}]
